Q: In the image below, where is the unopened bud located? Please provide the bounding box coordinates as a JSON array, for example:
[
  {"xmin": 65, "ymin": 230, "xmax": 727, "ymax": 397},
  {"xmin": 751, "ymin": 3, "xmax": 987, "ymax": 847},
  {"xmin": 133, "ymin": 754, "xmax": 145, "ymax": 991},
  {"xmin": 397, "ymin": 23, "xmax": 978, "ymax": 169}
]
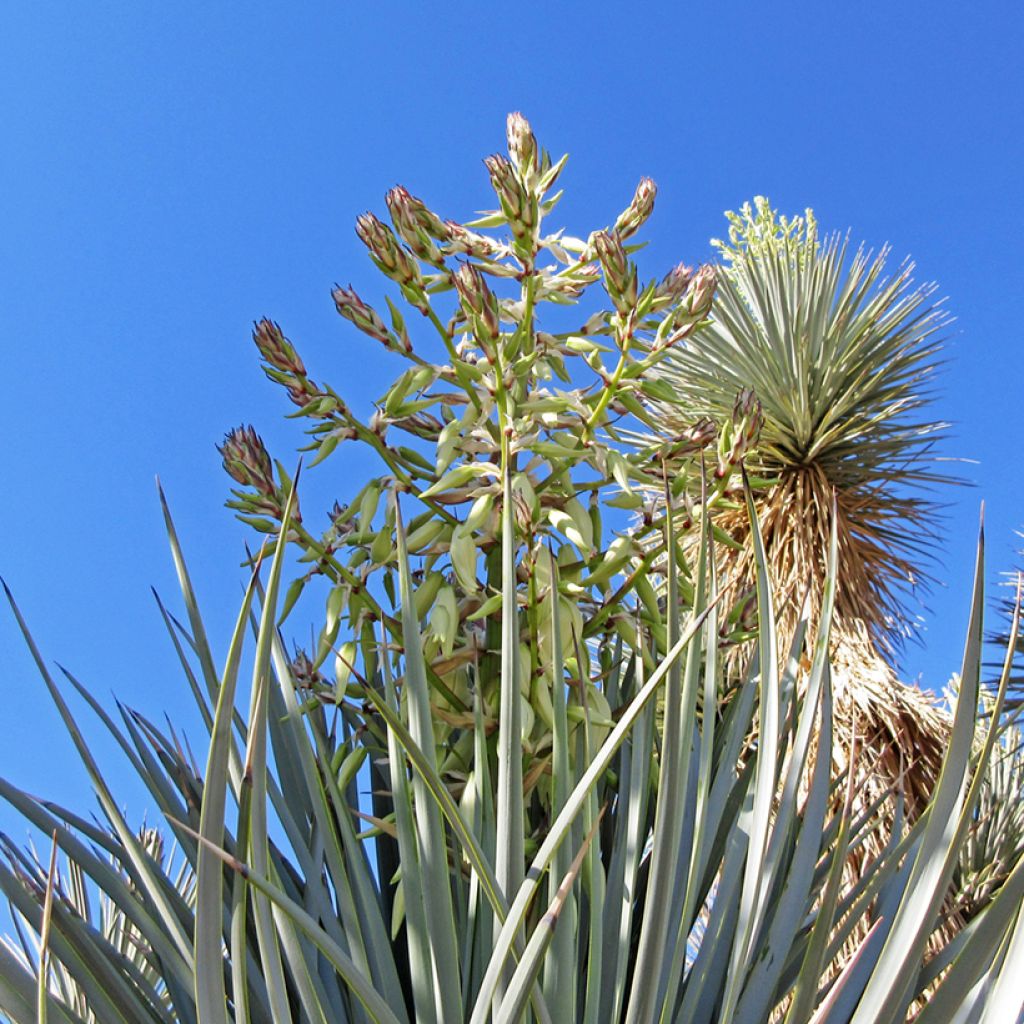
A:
[
  {"xmin": 453, "ymin": 264, "xmax": 500, "ymax": 340},
  {"xmin": 368, "ymin": 409, "xmax": 388, "ymax": 436},
  {"xmin": 732, "ymin": 387, "xmax": 763, "ymax": 450},
  {"xmin": 219, "ymin": 425, "xmax": 275, "ymax": 497},
  {"xmin": 683, "ymin": 264, "xmax": 717, "ymax": 319},
  {"xmin": 332, "ymin": 286, "xmax": 395, "ymax": 347},
  {"xmin": 355, "ymin": 212, "xmax": 421, "ymax": 286},
  {"xmin": 655, "ymin": 263, "xmax": 694, "ymax": 301},
  {"xmin": 656, "ymin": 264, "xmax": 718, "ymax": 348},
  {"xmin": 686, "ymin": 417, "xmax": 718, "ymax": 449},
  {"xmin": 593, "ymin": 230, "xmax": 637, "ymax": 313},
  {"xmin": 443, "ymin": 220, "xmax": 501, "ymax": 258},
  {"xmin": 485, "ymin": 153, "xmax": 538, "ymax": 256},
  {"xmin": 659, "ymin": 417, "xmax": 717, "ymax": 460},
  {"xmin": 393, "ymin": 410, "xmax": 444, "ymax": 439},
  {"xmin": 484, "ymin": 154, "xmax": 521, "ymax": 218},
  {"xmin": 386, "ymin": 185, "xmax": 446, "ymax": 264},
  {"xmin": 253, "ymin": 319, "xmax": 306, "ymax": 376},
  {"xmin": 715, "ymin": 388, "xmax": 763, "ymax": 477},
  {"xmin": 614, "ymin": 177, "xmax": 657, "ymax": 241},
  {"xmin": 547, "ymin": 261, "xmax": 600, "ymax": 300},
  {"xmin": 290, "ymin": 648, "xmax": 322, "ymax": 690},
  {"xmin": 506, "ymin": 112, "xmax": 538, "ymax": 177}
]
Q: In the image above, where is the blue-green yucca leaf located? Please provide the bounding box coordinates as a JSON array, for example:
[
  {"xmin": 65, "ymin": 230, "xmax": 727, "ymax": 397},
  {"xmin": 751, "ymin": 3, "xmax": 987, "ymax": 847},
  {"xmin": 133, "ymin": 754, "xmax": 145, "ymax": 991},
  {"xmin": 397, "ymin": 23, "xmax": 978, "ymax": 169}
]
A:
[
  {"xmin": 626, "ymin": 486, "xmax": 708, "ymax": 1024},
  {"xmin": 598, "ymin": 624, "xmax": 655, "ymax": 1024},
  {"xmin": 465, "ymin": 687, "xmax": 497, "ymax": 1006},
  {"xmin": 717, "ymin": 472, "xmax": 784, "ymax": 1023},
  {"xmin": 494, "ymin": 813, "xmax": 600, "ymax": 1024},
  {"xmin": 263, "ymin": 617, "xmax": 402, "ymax": 1005},
  {"xmin": 731, "ymin": 510, "xmax": 840, "ymax": 1023},
  {"xmin": 0, "ymin": 939, "xmax": 87, "ymax": 1024},
  {"xmin": 1, "ymin": 580, "xmax": 196, "ymax": 983},
  {"xmin": 394, "ymin": 497, "xmax": 466, "ymax": 1022},
  {"xmin": 494, "ymin": 437, "xmax": 524, "ymax": 932},
  {"xmin": 195, "ymin": 561, "xmax": 260, "ymax": 1024},
  {"xmin": 158, "ymin": 482, "xmax": 225, "ymax": 714},
  {"xmin": 976, "ymin": 885, "xmax": 1024, "ymax": 1024},
  {"xmin": 381, "ymin": 634, "xmax": 436, "ymax": 1024},
  {"xmin": 0, "ymin": 779, "xmax": 197, "ymax": 1014},
  {"xmin": 850, "ymin": 512, "xmax": 987, "ymax": 1021},
  {"xmin": 174, "ymin": 825, "xmax": 405, "ymax": 1024},
  {"xmin": 469, "ymin": 579, "xmax": 719, "ymax": 1024},
  {"xmin": 541, "ymin": 548, "xmax": 577, "ymax": 1023},
  {"xmin": 914, "ymin": 588, "xmax": 1023, "ymax": 1023},
  {"xmin": 235, "ymin": 479, "xmax": 298, "ymax": 1024},
  {"xmin": 0, "ymin": 854, "xmax": 172, "ymax": 1024}
]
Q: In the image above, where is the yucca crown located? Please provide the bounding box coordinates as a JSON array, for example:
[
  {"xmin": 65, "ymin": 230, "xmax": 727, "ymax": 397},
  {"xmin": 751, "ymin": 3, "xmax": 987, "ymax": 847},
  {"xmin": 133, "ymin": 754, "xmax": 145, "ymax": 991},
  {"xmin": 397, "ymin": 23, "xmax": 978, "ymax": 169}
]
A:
[{"xmin": 654, "ymin": 197, "xmax": 955, "ymax": 656}]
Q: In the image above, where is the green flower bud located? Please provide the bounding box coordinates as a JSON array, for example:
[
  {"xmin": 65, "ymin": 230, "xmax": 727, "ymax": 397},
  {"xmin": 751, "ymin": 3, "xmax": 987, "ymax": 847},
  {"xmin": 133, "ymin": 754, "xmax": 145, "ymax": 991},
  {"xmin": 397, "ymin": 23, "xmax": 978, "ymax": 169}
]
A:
[
  {"xmin": 453, "ymin": 263, "xmax": 500, "ymax": 341},
  {"xmin": 506, "ymin": 112, "xmax": 538, "ymax": 178},
  {"xmin": 253, "ymin": 319, "xmax": 306, "ymax": 376},
  {"xmin": 332, "ymin": 286, "xmax": 401, "ymax": 348},
  {"xmin": 443, "ymin": 220, "xmax": 501, "ymax": 258},
  {"xmin": 614, "ymin": 177, "xmax": 657, "ymax": 241},
  {"xmin": 655, "ymin": 263, "xmax": 694, "ymax": 302},
  {"xmin": 354, "ymin": 212, "xmax": 421, "ymax": 287},
  {"xmin": 593, "ymin": 229, "xmax": 637, "ymax": 314},
  {"xmin": 386, "ymin": 185, "xmax": 445, "ymax": 265},
  {"xmin": 218, "ymin": 425, "xmax": 275, "ymax": 497}
]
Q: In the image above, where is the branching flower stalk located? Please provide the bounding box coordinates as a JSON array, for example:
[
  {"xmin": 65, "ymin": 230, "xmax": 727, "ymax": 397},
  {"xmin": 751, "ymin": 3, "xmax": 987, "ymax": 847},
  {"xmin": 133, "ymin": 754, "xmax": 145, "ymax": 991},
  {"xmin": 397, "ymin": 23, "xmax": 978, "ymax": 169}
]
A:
[{"xmin": 217, "ymin": 113, "xmax": 732, "ymax": 807}]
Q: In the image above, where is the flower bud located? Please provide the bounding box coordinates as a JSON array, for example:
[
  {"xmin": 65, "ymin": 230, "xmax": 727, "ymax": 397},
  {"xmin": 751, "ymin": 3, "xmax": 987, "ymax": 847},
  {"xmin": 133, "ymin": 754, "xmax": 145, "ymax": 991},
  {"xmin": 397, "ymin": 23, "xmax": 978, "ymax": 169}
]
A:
[
  {"xmin": 683, "ymin": 264, "xmax": 717, "ymax": 319},
  {"xmin": 732, "ymin": 387, "xmax": 763, "ymax": 450},
  {"xmin": 332, "ymin": 286, "xmax": 396, "ymax": 347},
  {"xmin": 506, "ymin": 112, "xmax": 538, "ymax": 177},
  {"xmin": 386, "ymin": 185, "xmax": 445, "ymax": 264},
  {"xmin": 485, "ymin": 153, "xmax": 538, "ymax": 258},
  {"xmin": 290, "ymin": 648, "xmax": 322, "ymax": 689},
  {"xmin": 219, "ymin": 425, "xmax": 275, "ymax": 497},
  {"xmin": 443, "ymin": 221, "xmax": 501, "ymax": 258},
  {"xmin": 593, "ymin": 230, "xmax": 637, "ymax": 313},
  {"xmin": 656, "ymin": 264, "xmax": 718, "ymax": 348},
  {"xmin": 453, "ymin": 264, "xmax": 501, "ymax": 340},
  {"xmin": 253, "ymin": 319, "xmax": 306, "ymax": 376},
  {"xmin": 545, "ymin": 261, "xmax": 600, "ymax": 301},
  {"xmin": 614, "ymin": 177, "xmax": 657, "ymax": 241},
  {"xmin": 715, "ymin": 388, "xmax": 763, "ymax": 477},
  {"xmin": 686, "ymin": 417, "xmax": 719, "ymax": 449},
  {"xmin": 484, "ymin": 154, "xmax": 523, "ymax": 220},
  {"xmin": 658, "ymin": 416, "xmax": 717, "ymax": 461},
  {"xmin": 355, "ymin": 212, "xmax": 421, "ymax": 286},
  {"xmin": 655, "ymin": 263, "xmax": 694, "ymax": 301}
]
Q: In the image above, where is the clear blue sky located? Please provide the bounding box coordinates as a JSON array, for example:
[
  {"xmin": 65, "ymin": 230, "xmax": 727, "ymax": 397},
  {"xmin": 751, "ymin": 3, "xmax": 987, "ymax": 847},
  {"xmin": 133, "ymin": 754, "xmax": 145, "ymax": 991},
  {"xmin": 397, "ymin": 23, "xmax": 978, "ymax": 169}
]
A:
[{"xmin": 1, "ymin": 4, "xmax": 1022, "ymax": 841}]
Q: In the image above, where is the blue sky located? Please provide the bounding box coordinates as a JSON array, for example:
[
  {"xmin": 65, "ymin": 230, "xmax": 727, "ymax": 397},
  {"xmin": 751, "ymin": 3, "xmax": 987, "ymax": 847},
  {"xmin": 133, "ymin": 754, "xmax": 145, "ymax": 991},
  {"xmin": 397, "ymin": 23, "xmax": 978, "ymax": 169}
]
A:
[{"xmin": 1, "ymin": 4, "xmax": 1022, "ymax": 840}]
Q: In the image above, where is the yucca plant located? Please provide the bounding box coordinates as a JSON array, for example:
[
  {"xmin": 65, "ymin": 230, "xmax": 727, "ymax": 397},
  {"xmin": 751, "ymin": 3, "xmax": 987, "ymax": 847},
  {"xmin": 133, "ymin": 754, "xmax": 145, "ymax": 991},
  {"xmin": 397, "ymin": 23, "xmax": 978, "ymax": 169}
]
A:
[
  {"xmin": 643, "ymin": 197, "xmax": 959, "ymax": 829},
  {"xmin": 3, "ymin": 117, "xmax": 1024, "ymax": 1024}
]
